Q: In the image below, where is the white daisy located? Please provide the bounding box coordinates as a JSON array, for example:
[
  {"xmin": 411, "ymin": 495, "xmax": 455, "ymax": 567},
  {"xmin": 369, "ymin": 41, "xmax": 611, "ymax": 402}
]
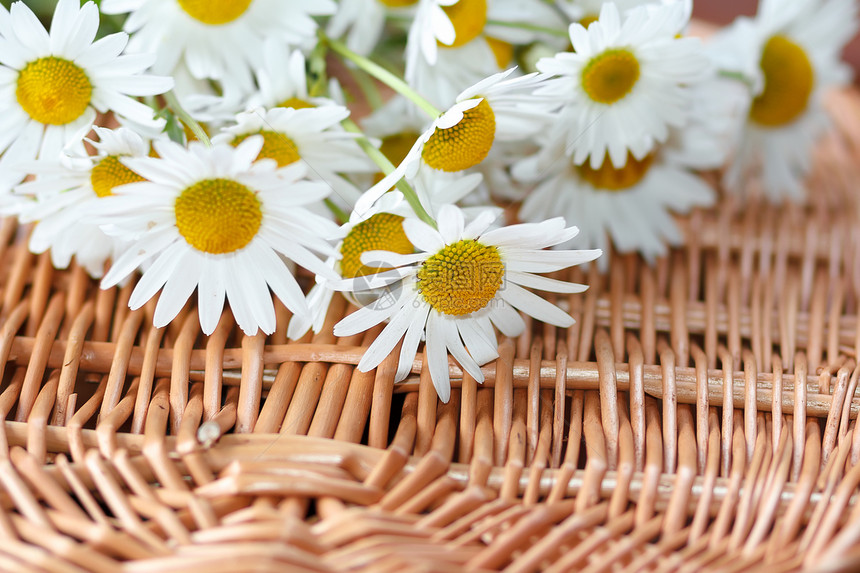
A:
[
  {"xmin": 251, "ymin": 41, "xmax": 340, "ymax": 111},
  {"xmin": 408, "ymin": 38, "xmax": 501, "ymax": 109},
  {"xmin": 0, "ymin": 0, "xmax": 172, "ymax": 191},
  {"xmin": 472, "ymin": 139, "xmax": 538, "ymax": 201},
  {"xmin": 557, "ymin": 0, "xmax": 663, "ymax": 25},
  {"xmin": 182, "ymin": 41, "xmax": 341, "ymax": 124},
  {"xmin": 713, "ymin": 0, "xmax": 858, "ymax": 201},
  {"xmin": 514, "ymin": 42, "xmax": 736, "ymax": 269},
  {"xmin": 95, "ymin": 137, "xmax": 340, "ymax": 336},
  {"xmin": 100, "ymin": 0, "xmax": 335, "ymax": 91},
  {"xmin": 516, "ymin": 140, "xmax": 714, "ymax": 270},
  {"xmin": 288, "ymin": 192, "xmax": 416, "ymax": 341},
  {"xmin": 534, "ymin": 1, "xmax": 711, "ymax": 169},
  {"xmin": 329, "ymin": 204, "xmax": 601, "ymax": 402},
  {"xmin": 289, "ymin": 169, "xmax": 491, "ymax": 340},
  {"xmin": 519, "ymin": 149, "xmax": 714, "ymax": 264},
  {"xmin": 662, "ymin": 73, "xmax": 748, "ymax": 171},
  {"xmin": 10, "ymin": 126, "xmax": 151, "ymax": 278},
  {"xmin": 405, "ymin": 0, "xmax": 458, "ymax": 70},
  {"xmin": 327, "ymin": 0, "xmax": 419, "ymax": 56},
  {"xmin": 165, "ymin": 61, "xmax": 244, "ymax": 127},
  {"xmin": 406, "ymin": 0, "xmax": 564, "ymax": 107},
  {"xmin": 212, "ymin": 105, "xmax": 376, "ymax": 206},
  {"xmin": 357, "ymin": 68, "xmax": 555, "ymax": 214}
]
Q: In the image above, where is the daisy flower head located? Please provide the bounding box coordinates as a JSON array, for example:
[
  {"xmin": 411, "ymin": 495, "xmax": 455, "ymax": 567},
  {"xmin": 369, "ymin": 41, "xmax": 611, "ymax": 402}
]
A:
[
  {"xmin": 10, "ymin": 127, "xmax": 150, "ymax": 278},
  {"xmin": 289, "ymin": 169, "xmax": 492, "ymax": 340},
  {"xmin": 212, "ymin": 105, "xmax": 376, "ymax": 206},
  {"xmin": 557, "ymin": 0, "xmax": 664, "ymax": 26},
  {"xmin": 96, "ymin": 136, "xmax": 340, "ymax": 336},
  {"xmin": 331, "ymin": 204, "xmax": 601, "ymax": 402},
  {"xmin": 100, "ymin": 0, "xmax": 335, "ymax": 92},
  {"xmin": 251, "ymin": 41, "xmax": 340, "ymax": 111},
  {"xmin": 405, "ymin": 0, "xmax": 563, "ymax": 107},
  {"xmin": 535, "ymin": 1, "xmax": 711, "ymax": 169},
  {"xmin": 715, "ymin": 0, "xmax": 858, "ymax": 202},
  {"xmin": 182, "ymin": 41, "xmax": 342, "ymax": 124},
  {"xmin": 356, "ymin": 68, "xmax": 555, "ymax": 214},
  {"xmin": 0, "ymin": 0, "xmax": 172, "ymax": 192},
  {"xmin": 288, "ymin": 191, "xmax": 416, "ymax": 340},
  {"xmin": 516, "ymin": 133, "xmax": 714, "ymax": 270}
]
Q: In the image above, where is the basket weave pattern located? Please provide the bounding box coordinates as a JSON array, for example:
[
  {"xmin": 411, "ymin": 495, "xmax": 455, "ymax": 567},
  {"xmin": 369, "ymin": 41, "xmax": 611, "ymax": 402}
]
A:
[{"xmin": 1, "ymin": 92, "xmax": 860, "ymax": 572}]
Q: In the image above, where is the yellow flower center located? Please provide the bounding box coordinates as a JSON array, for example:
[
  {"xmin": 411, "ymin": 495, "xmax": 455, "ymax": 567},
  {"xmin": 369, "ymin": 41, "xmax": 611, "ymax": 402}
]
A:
[
  {"xmin": 379, "ymin": 0, "xmax": 418, "ymax": 6},
  {"xmin": 440, "ymin": 0, "xmax": 487, "ymax": 48},
  {"xmin": 375, "ymin": 131, "xmax": 421, "ymax": 183},
  {"xmin": 486, "ymin": 36, "xmax": 514, "ymax": 68},
  {"xmin": 581, "ymin": 48, "xmax": 640, "ymax": 105},
  {"xmin": 177, "ymin": 0, "xmax": 253, "ymax": 25},
  {"xmin": 90, "ymin": 156, "xmax": 146, "ymax": 198},
  {"xmin": 233, "ymin": 131, "xmax": 300, "ymax": 167},
  {"xmin": 417, "ymin": 239, "xmax": 504, "ymax": 316},
  {"xmin": 381, "ymin": 132, "xmax": 421, "ymax": 165},
  {"xmin": 16, "ymin": 57, "xmax": 92, "ymax": 126},
  {"xmin": 580, "ymin": 14, "xmax": 599, "ymax": 28},
  {"xmin": 276, "ymin": 97, "xmax": 314, "ymax": 110},
  {"xmin": 175, "ymin": 178, "xmax": 262, "ymax": 254},
  {"xmin": 422, "ymin": 99, "xmax": 495, "ymax": 172},
  {"xmin": 183, "ymin": 122, "xmax": 211, "ymax": 143},
  {"xmin": 749, "ymin": 35, "xmax": 814, "ymax": 127},
  {"xmin": 340, "ymin": 213, "xmax": 414, "ymax": 279},
  {"xmin": 577, "ymin": 152, "xmax": 654, "ymax": 191}
]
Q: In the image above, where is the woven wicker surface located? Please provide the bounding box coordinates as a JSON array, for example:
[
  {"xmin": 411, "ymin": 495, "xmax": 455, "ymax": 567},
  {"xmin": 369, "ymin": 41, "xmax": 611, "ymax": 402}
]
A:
[{"xmin": 1, "ymin": 91, "xmax": 860, "ymax": 572}]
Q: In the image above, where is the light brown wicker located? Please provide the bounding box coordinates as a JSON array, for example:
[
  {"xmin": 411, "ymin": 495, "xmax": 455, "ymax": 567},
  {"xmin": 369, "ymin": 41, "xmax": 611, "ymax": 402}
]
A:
[{"xmin": 1, "ymin": 89, "xmax": 860, "ymax": 572}]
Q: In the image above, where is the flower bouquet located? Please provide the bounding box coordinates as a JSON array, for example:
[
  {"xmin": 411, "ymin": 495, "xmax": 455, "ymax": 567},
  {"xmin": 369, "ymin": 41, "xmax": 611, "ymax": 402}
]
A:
[{"xmin": 0, "ymin": 0, "xmax": 858, "ymax": 569}]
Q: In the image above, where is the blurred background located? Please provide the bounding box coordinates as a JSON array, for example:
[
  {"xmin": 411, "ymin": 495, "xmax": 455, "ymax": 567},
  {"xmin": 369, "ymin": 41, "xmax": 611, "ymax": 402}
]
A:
[{"xmin": 2, "ymin": 0, "xmax": 859, "ymax": 78}]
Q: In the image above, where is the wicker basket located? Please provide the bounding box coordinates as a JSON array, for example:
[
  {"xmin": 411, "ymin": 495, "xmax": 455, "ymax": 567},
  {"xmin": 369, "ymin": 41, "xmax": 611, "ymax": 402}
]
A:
[{"xmin": 1, "ymin": 88, "xmax": 860, "ymax": 572}]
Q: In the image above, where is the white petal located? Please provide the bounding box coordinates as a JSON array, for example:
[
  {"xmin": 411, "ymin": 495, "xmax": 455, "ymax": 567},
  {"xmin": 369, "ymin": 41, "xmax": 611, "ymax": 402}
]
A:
[
  {"xmin": 153, "ymin": 252, "xmax": 201, "ymax": 327},
  {"xmin": 359, "ymin": 250, "xmax": 425, "ymax": 268},
  {"xmin": 396, "ymin": 301, "xmax": 430, "ymax": 382},
  {"xmin": 436, "ymin": 203, "xmax": 465, "ymax": 243},
  {"xmin": 442, "ymin": 318, "xmax": 484, "ymax": 383},
  {"xmin": 457, "ymin": 317, "xmax": 498, "ymax": 366},
  {"xmin": 403, "ymin": 217, "xmax": 444, "ymax": 253},
  {"xmin": 487, "ymin": 300, "xmax": 526, "ymax": 337},
  {"xmin": 128, "ymin": 241, "xmax": 186, "ymax": 309},
  {"xmin": 100, "ymin": 231, "xmax": 176, "ymax": 288},
  {"xmin": 355, "ymin": 293, "xmax": 417, "ymax": 371},
  {"xmin": 503, "ymin": 248, "xmax": 603, "ymax": 272},
  {"xmin": 425, "ymin": 312, "xmax": 451, "ymax": 403},
  {"xmin": 334, "ymin": 295, "xmax": 402, "ymax": 337},
  {"xmin": 499, "ymin": 282, "xmax": 574, "ymax": 328},
  {"xmin": 462, "ymin": 209, "xmax": 499, "ymax": 239},
  {"xmin": 506, "ymin": 271, "xmax": 590, "ymax": 293},
  {"xmin": 197, "ymin": 258, "xmax": 226, "ymax": 335}
]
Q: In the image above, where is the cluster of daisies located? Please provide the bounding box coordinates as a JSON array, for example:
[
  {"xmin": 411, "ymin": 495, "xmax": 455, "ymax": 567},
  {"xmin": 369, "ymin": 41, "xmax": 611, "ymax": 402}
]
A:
[{"xmin": 0, "ymin": 0, "xmax": 855, "ymax": 401}]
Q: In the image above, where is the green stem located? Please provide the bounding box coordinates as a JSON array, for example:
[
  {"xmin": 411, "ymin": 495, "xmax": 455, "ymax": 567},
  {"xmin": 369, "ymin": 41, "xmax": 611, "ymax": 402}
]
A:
[
  {"xmin": 324, "ymin": 199, "xmax": 350, "ymax": 225},
  {"xmin": 307, "ymin": 39, "xmax": 330, "ymax": 99},
  {"xmin": 341, "ymin": 119, "xmax": 437, "ymax": 229},
  {"xmin": 348, "ymin": 65, "xmax": 385, "ymax": 111},
  {"xmin": 485, "ymin": 19, "xmax": 569, "ymax": 38},
  {"xmin": 163, "ymin": 91, "xmax": 211, "ymax": 147},
  {"xmin": 718, "ymin": 69, "xmax": 755, "ymax": 91},
  {"xmin": 322, "ymin": 33, "xmax": 441, "ymax": 119}
]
